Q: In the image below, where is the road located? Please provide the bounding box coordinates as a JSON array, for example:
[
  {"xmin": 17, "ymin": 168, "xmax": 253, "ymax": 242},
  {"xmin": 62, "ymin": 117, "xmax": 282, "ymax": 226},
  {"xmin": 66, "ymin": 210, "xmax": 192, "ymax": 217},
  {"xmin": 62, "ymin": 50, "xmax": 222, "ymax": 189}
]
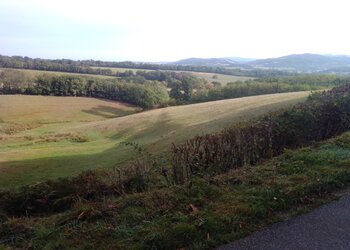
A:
[{"xmin": 217, "ymin": 194, "xmax": 350, "ymax": 250}]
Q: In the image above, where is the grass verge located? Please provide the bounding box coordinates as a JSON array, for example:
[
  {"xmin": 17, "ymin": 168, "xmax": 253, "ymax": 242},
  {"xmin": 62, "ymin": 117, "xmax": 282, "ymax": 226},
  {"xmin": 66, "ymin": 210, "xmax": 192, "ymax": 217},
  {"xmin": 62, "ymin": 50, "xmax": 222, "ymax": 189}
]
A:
[{"xmin": 1, "ymin": 132, "xmax": 350, "ymax": 249}]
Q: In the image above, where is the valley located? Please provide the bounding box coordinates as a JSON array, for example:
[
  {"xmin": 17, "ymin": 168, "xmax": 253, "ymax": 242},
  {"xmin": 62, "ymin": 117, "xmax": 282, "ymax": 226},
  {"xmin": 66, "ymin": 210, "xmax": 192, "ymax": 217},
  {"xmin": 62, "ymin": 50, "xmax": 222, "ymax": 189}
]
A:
[{"xmin": 0, "ymin": 92, "xmax": 308, "ymax": 187}]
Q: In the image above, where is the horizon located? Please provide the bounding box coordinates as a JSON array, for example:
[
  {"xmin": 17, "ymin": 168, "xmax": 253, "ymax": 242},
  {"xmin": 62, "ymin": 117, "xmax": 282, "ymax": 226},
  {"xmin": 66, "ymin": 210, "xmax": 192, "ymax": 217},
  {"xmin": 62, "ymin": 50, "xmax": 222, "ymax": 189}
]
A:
[
  {"xmin": 1, "ymin": 0, "xmax": 350, "ymax": 61},
  {"xmin": 1, "ymin": 52, "xmax": 350, "ymax": 63}
]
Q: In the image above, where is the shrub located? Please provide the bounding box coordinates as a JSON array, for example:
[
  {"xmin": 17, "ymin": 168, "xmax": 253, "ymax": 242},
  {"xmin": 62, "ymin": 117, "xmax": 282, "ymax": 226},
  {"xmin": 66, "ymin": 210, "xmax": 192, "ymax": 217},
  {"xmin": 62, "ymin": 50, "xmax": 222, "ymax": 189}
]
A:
[{"xmin": 171, "ymin": 84, "xmax": 350, "ymax": 183}]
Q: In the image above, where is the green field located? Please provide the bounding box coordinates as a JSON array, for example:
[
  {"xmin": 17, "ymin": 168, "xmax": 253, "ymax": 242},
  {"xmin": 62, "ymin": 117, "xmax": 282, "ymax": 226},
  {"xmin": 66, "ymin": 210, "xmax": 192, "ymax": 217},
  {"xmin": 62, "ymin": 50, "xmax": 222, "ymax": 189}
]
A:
[{"xmin": 0, "ymin": 92, "xmax": 309, "ymax": 187}]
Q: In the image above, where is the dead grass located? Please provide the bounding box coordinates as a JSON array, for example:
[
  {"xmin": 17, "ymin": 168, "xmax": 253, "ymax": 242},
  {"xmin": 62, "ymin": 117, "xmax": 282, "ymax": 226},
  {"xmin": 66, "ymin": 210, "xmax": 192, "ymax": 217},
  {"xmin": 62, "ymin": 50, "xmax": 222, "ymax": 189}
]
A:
[
  {"xmin": 0, "ymin": 95, "xmax": 141, "ymax": 124},
  {"xmin": 0, "ymin": 123, "xmax": 41, "ymax": 135}
]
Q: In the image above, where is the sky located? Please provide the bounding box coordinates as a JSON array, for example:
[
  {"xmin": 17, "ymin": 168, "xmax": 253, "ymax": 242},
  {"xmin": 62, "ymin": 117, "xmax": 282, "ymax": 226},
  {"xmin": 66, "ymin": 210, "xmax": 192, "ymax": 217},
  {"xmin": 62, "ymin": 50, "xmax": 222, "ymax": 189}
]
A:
[{"xmin": 1, "ymin": 0, "xmax": 350, "ymax": 61}]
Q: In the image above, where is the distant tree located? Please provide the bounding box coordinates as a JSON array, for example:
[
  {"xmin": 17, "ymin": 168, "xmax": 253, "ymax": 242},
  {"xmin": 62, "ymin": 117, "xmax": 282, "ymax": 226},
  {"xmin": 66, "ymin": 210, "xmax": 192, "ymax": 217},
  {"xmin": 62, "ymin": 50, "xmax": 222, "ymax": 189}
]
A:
[
  {"xmin": 182, "ymin": 80, "xmax": 193, "ymax": 101},
  {"xmin": 170, "ymin": 82, "xmax": 183, "ymax": 101}
]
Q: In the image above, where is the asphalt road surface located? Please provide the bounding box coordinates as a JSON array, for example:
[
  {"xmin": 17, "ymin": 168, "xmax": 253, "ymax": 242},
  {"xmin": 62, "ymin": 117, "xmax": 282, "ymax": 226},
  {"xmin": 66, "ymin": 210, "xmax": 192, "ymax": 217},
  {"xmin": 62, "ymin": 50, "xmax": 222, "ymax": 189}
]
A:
[{"xmin": 217, "ymin": 194, "xmax": 350, "ymax": 250}]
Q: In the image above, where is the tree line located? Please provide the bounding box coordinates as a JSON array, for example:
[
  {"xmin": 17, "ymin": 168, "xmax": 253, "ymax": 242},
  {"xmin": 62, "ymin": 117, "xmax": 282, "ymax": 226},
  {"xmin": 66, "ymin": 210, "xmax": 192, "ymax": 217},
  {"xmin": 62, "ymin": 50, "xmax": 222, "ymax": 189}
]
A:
[
  {"xmin": 190, "ymin": 75, "xmax": 350, "ymax": 103},
  {"xmin": 0, "ymin": 55, "xmax": 294, "ymax": 78},
  {"xmin": 0, "ymin": 73, "xmax": 169, "ymax": 108},
  {"xmin": 1, "ymin": 68, "xmax": 348, "ymax": 108},
  {"xmin": 0, "ymin": 69, "xmax": 208, "ymax": 106},
  {"xmin": 257, "ymin": 74, "xmax": 350, "ymax": 86}
]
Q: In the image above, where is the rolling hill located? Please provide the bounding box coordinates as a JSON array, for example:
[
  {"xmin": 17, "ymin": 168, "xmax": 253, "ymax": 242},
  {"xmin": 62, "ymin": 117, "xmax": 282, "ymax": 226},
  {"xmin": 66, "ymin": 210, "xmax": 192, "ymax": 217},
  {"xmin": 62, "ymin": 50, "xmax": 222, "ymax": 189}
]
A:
[
  {"xmin": 172, "ymin": 54, "xmax": 350, "ymax": 72},
  {"xmin": 0, "ymin": 92, "xmax": 309, "ymax": 187},
  {"xmin": 172, "ymin": 57, "xmax": 239, "ymax": 67},
  {"xmin": 247, "ymin": 53, "xmax": 350, "ymax": 71}
]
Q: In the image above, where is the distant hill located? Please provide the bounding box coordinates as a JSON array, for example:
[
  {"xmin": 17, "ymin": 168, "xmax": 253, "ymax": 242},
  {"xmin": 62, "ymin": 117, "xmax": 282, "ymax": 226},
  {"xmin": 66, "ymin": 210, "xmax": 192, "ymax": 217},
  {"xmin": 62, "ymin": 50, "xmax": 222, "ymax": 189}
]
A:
[
  {"xmin": 172, "ymin": 57, "xmax": 239, "ymax": 67},
  {"xmin": 225, "ymin": 57, "xmax": 256, "ymax": 63},
  {"xmin": 247, "ymin": 54, "xmax": 350, "ymax": 72},
  {"xmin": 172, "ymin": 54, "xmax": 350, "ymax": 72}
]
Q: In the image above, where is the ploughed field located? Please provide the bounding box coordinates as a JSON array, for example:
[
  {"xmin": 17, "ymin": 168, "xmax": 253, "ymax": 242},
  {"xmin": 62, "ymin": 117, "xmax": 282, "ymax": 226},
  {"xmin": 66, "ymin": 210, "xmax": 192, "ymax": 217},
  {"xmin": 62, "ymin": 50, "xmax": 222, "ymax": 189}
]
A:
[{"xmin": 0, "ymin": 92, "xmax": 309, "ymax": 187}]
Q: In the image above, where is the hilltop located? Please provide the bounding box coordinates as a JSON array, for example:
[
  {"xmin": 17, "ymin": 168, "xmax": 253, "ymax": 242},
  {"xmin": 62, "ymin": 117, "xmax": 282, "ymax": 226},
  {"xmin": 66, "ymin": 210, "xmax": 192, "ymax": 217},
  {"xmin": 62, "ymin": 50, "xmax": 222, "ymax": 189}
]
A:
[{"xmin": 172, "ymin": 57, "xmax": 239, "ymax": 67}]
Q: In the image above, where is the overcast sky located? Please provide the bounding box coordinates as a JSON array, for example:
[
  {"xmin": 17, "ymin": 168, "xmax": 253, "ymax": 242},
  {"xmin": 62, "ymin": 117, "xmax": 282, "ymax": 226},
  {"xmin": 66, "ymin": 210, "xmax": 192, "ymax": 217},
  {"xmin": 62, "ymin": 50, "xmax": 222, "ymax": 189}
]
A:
[{"xmin": 1, "ymin": 0, "xmax": 349, "ymax": 61}]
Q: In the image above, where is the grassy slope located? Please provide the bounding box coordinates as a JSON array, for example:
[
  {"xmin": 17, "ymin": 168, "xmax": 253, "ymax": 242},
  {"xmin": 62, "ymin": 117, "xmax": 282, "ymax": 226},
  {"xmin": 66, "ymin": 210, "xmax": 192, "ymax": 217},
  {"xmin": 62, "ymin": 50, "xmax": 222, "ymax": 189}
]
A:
[
  {"xmin": 0, "ymin": 95, "xmax": 140, "ymax": 124},
  {"xmin": 0, "ymin": 92, "xmax": 309, "ymax": 187},
  {"xmin": 188, "ymin": 71, "xmax": 253, "ymax": 85},
  {"xmin": 2, "ymin": 131, "xmax": 350, "ymax": 249},
  {"xmin": 0, "ymin": 95, "xmax": 140, "ymax": 186}
]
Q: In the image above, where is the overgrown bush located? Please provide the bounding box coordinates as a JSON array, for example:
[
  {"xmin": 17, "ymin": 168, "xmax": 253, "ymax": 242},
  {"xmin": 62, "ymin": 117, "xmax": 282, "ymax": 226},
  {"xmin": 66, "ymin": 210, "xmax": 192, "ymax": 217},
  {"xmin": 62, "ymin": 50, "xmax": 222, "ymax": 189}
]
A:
[{"xmin": 172, "ymin": 84, "xmax": 350, "ymax": 183}]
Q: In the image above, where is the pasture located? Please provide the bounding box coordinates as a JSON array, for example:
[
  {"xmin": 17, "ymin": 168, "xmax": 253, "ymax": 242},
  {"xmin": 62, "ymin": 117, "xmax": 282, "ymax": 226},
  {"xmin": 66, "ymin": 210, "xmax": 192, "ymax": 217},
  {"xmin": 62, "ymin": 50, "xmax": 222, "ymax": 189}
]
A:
[
  {"xmin": 188, "ymin": 72, "xmax": 254, "ymax": 85},
  {"xmin": 0, "ymin": 92, "xmax": 309, "ymax": 187}
]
